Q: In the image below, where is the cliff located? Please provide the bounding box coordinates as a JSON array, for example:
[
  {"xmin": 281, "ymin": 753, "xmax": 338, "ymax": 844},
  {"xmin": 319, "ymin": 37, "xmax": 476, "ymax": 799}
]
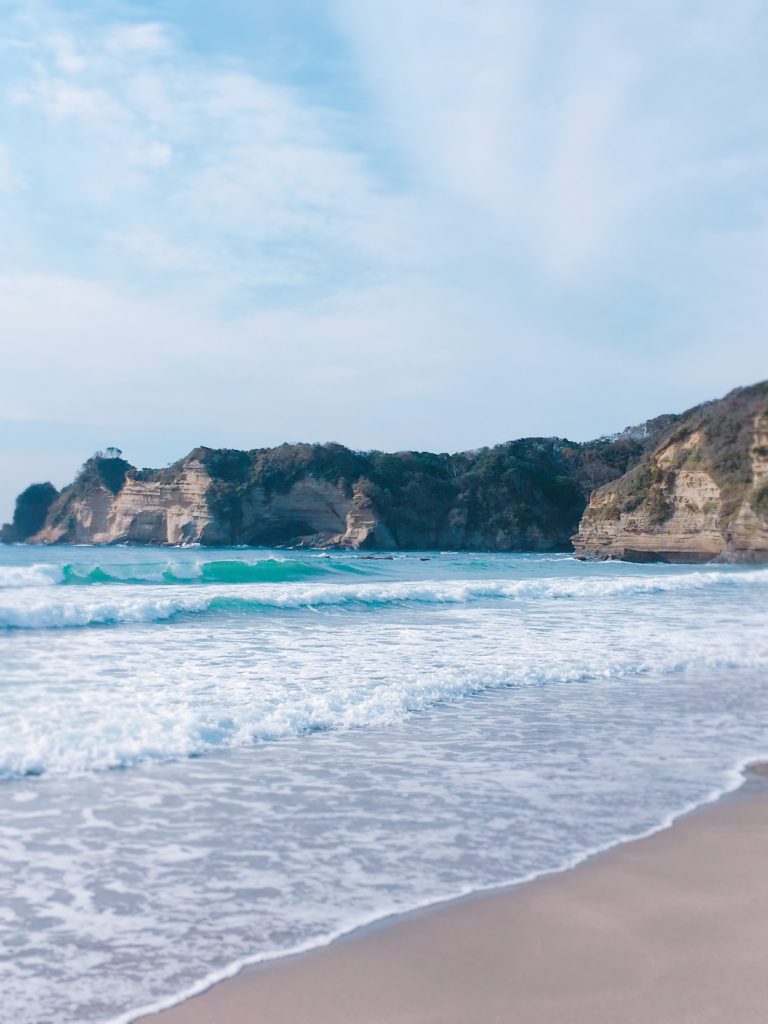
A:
[
  {"xmin": 573, "ymin": 382, "xmax": 768, "ymax": 563},
  {"xmin": 4, "ymin": 426, "xmax": 670, "ymax": 551},
  {"xmin": 10, "ymin": 384, "xmax": 765, "ymax": 557}
]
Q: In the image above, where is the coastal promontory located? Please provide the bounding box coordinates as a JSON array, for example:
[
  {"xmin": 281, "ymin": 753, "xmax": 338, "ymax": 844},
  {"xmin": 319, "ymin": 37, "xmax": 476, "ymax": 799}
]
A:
[
  {"xmin": 573, "ymin": 382, "xmax": 768, "ymax": 563},
  {"xmin": 2, "ymin": 431, "xmax": 668, "ymax": 552},
  {"xmin": 4, "ymin": 381, "xmax": 767, "ymax": 561}
]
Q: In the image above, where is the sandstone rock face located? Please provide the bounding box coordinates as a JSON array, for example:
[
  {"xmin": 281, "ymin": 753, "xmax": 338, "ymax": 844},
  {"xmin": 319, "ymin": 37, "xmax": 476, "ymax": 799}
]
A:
[
  {"xmin": 29, "ymin": 452, "xmax": 395, "ymax": 549},
  {"xmin": 238, "ymin": 478, "xmax": 354, "ymax": 547},
  {"xmin": 573, "ymin": 384, "xmax": 768, "ymax": 563},
  {"xmin": 727, "ymin": 408, "xmax": 768, "ymax": 561},
  {"xmin": 328, "ymin": 483, "xmax": 397, "ymax": 550},
  {"xmin": 32, "ymin": 459, "xmax": 363, "ymax": 548},
  {"xmin": 18, "ymin": 440, "xmax": 600, "ymax": 550},
  {"xmin": 33, "ymin": 458, "xmax": 216, "ymax": 545},
  {"xmin": 9, "ymin": 396, "xmax": 745, "ymax": 552}
]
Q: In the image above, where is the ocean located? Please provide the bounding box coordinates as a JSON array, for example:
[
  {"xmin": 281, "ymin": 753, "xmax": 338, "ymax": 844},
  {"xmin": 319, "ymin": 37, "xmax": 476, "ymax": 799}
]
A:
[{"xmin": 1, "ymin": 544, "xmax": 767, "ymax": 1024}]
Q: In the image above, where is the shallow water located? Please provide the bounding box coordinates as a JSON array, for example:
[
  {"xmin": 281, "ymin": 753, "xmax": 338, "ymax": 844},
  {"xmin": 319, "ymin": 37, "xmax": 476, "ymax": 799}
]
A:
[{"xmin": 1, "ymin": 546, "xmax": 767, "ymax": 1023}]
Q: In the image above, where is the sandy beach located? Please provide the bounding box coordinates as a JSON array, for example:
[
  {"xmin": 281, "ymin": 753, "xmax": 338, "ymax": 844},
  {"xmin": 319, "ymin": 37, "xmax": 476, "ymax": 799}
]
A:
[{"xmin": 140, "ymin": 769, "xmax": 768, "ymax": 1024}]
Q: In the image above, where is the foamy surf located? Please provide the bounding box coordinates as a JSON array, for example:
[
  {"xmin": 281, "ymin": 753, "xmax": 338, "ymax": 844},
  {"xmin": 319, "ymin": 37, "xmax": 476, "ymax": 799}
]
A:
[
  {"xmin": 107, "ymin": 754, "xmax": 767, "ymax": 1024},
  {"xmin": 2, "ymin": 546, "xmax": 767, "ymax": 1024},
  {"xmin": 3, "ymin": 637, "xmax": 768, "ymax": 779},
  {"xmin": 1, "ymin": 567, "xmax": 766, "ymax": 629}
]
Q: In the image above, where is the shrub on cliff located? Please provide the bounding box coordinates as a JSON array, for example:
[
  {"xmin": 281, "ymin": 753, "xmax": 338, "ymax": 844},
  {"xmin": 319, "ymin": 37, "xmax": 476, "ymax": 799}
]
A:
[
  {"xmin": 69, "ymin": 453, "xmax": 132, "ymax": 496},
  {"xmin": 751, "ymin": 480, "xmax": 768, "ymax": 521}
]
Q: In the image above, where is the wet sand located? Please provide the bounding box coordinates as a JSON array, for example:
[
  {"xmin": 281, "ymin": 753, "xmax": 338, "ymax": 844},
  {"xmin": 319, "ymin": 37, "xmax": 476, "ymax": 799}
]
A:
[{"xmin": 141, "ymin": 773, "xmax": 768, "ymax": 1024}]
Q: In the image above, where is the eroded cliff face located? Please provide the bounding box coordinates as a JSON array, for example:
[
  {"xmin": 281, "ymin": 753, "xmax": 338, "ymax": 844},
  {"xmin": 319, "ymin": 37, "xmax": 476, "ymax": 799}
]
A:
[
  {"xmin": 33, "ymin": 457, "xmax": 217, "ymax": 545},
  {"xmin": 5, "ymin": 398, "xmax": 732, "ymax": 552},
  {"xmin": 235, "ymin": 477, "xmax": 394, "ymax": 549},
  {"xmin": 28, "ymin": 453, "xmax": 394, "ymax": 549},
  {"xmin": 573, "ymin": 384, "xmax": 768, "ymax": 563}
]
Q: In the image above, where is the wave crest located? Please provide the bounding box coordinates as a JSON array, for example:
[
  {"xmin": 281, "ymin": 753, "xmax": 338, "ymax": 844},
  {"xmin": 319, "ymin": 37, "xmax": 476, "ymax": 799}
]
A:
[
  {"xmin": 0, "ymin": 557, "xmax": 360, "ymax": 589},
  {"xmin": 1, "ymin": 569, "xmax": 766, "ymax": 629}
]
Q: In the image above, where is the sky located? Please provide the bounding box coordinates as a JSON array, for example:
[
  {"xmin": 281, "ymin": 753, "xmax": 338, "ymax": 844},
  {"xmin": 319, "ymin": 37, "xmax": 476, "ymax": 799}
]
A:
[{"xmin": 1, "ymin": 0, "xmax": 767, "ymax": 518}]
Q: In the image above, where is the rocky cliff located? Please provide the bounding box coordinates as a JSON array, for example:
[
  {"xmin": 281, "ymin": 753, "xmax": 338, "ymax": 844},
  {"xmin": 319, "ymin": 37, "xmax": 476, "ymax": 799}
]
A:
[
  {"xmin": 3, "ymin": 425, "xmax": 671, "ymax": 551},
  {"xmin": 11, "ymin": 384, "xmax": 765, "ymax": 557},
  {"xmin": 573, "ymin": 382, "xmax": 768, "ymax": 563}
]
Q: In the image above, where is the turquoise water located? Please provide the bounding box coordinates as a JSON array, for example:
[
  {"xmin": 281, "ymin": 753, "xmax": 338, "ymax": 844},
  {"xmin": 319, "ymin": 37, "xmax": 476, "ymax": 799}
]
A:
[{"xmin": 1, "ymin": 545, "xmax": 767, "ymax": 1022}]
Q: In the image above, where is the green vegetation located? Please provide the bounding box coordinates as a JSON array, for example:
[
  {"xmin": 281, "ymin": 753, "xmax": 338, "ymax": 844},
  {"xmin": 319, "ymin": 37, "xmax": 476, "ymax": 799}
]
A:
[
  {"xmin": 645, "ymin": 487, "xmax": 673, "ymax": 526},
  {"xmin": 65, "ymin": 452, "xmax": 133, "ymax": 496},
  {"xmin": 751, "ymin": 480, "xmax": 768, "ymax": 521},
  {"xmin": 0, "ymin": 482, "xmax": 59, "ymax": 542},
  {"xmin": 190, "ymin": 425, "xmax": 675, "ymax": 549},
  {"xmin": 11, "ymin": 383, "xmax": 765, "ymax": 550},
  {"xmin": 581, "ymin": 382, "xmax": 768, "ymax": 539},
  {"xmin": 40, "ymin": 452, "xmax": 132, "ymax": 534},
  {"xmin": 668, "ymin": 384, "xmax": 767, "ymax": 520}
]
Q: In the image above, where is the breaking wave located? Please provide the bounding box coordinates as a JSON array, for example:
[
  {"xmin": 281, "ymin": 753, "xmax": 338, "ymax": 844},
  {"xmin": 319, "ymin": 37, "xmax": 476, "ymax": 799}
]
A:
[
  {"xmin": 1, "ymin": 569, "xmax": 766, "ymax": 630},
  {"xmin": 4, "ymin": 630, "xmax": 768, "ymax": 780},
  {"xmin": 0, "ymin": 557, "xmax": 359, "ymax": 589}
]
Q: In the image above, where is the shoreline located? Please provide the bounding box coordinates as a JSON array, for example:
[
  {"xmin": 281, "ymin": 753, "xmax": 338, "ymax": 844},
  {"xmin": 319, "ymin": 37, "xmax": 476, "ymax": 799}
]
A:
[{"xmin": 127, "ymin": 759, "xmax": 768, "ymax": 1024}]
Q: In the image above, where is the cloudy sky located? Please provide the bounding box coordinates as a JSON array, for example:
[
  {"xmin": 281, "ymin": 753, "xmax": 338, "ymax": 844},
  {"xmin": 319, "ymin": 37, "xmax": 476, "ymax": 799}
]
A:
[{"xmin": 1, "ymin": 0, "xmax": 767, "ymax": 517}]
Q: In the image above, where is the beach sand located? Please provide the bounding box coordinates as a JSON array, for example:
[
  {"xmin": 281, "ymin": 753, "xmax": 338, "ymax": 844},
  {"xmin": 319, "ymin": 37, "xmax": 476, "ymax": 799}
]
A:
[{"xmin": 141, "ymin": 772, "xmax": 768, "ymax": 1024}]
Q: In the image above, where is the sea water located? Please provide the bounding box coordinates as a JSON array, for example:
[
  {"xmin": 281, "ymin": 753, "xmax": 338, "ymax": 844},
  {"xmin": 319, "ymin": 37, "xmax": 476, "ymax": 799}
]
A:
[{"xmin": 1, "ymin": 545, "xmax": 767, "ymax": 1023}]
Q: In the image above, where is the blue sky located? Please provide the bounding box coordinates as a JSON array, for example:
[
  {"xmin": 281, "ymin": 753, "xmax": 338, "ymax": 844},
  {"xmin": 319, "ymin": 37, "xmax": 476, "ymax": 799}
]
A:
[{"xmin": 1, "ymin": 0, "xmax": 767, "ymax": 518}]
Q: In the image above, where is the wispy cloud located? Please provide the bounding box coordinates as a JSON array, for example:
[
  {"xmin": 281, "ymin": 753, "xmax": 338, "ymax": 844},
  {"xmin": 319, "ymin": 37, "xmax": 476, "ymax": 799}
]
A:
[
  {"xmin": 2, "ymin": 6, "xmax": 411, "ymax": 294},
  {"xmin": 0, "ymin": 0, "xmax": 766, "ymax": 517},
  {"xmin": 0, "ymin": 144, "xmax": 13, "ymax": 192},
  {"xmin": 334, "ymin": 0, "xmax": 768, "ymax": 281}
]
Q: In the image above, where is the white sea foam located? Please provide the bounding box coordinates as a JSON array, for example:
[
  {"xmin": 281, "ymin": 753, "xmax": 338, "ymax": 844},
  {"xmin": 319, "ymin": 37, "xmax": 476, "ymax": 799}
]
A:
[
  {"xmin": 2, "ymin": 547, "xmax": 768, "ymax": 1024},
  {"xmin": 0, "ymin": 587, "xmax": 213, "ymax": 629},
  {"xmin": 108, "ymin": 754, "xmax": 765, "ymax": 1024},
  {"xmin": 2, "ymin": 568, "xmax": 767, "ymax": 779},
  {"xmin": 1, "ymin": 568, "xmax": 766, "ymax": 629},
  {"xmin": 0, "ymin": 563, "xmax": 61, "ymax": 588}
]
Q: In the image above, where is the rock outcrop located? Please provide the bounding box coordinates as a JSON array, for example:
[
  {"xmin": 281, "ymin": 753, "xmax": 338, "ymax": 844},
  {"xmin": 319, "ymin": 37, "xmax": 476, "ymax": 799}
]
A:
[
  {"xmin": 11, "ymin": 384, "xmax": 766, "ymax": 558},
  {"xmin": 573, "ymin": 383, "xmax": 768, "ymax": 563},
  {"xmin": 24, "ymin": 453, "xmax": 214, "ymax": 545},
  {"xmin": 6, "ymin": 425, "xmax": 671, "ymax": 551},
  {"xmin": 0, "ymin": 482, "xmax": 59, "ymax": 543}
]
